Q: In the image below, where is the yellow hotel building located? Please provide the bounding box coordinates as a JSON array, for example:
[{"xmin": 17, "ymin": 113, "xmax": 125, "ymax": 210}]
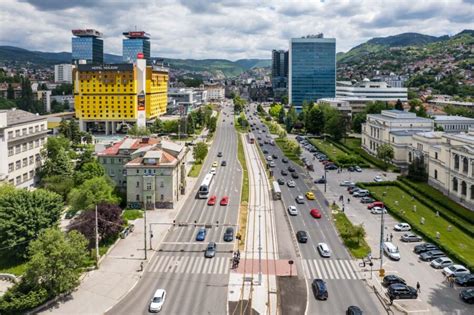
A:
[{"xmin": 73, "ymin": 59, "xmax": 168, "ymax": 134}]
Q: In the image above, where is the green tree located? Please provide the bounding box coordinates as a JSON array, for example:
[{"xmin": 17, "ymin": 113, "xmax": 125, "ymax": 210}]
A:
[
  {"xmin": 353, "ymin": 224, "xmax": 367, "ymax": 245},
  {"xmin": 6, "ymin": 83, "xmax": 14, "ymax": 99},
  {"xmin": 41, "ymin": 176, "xmax": 75, "ymax": 201},
  {"xmin": 286, "ymin": 106, "xmax": 297, "ymax": 132},
  {"xmin": 127, "ymin": 125, "xmax": 151, "ymax": 136},
  {"xmin": 324, "ymin": 109, "xmax": 344, "ymax": 140},
  {"xmin": 75, "ymin": 148, "xmax": 95, "ymax": 171},
  {"xmin": 351, "ymin": 113, "xmax": 366, "ymax": 133},
  {"xmin": 407, "ymin": 155, "xmax": 428, "ymax": 182},
  {"xmin": 74, "ymin": 161, "xmax": 105, "ymax": 186},
  {"xmin": 187, "ymin": 113, "xmax": 195, "ymax": 134},
  {"xmin": 0, "ymin": 188, "xmax": 63, "ymax": 259},
  {"xmin": 278, "ymin": 107, "xmax": 286, "ymax": 124},
  {"xmin": 58, "ymin": 119, "xmax": 82, "ymax": 144},
  {"xmin": 208, "ymin": 116, "xmax": 217, "ymax": 133},
  {"xmin": 150, "ymin": 118, "xmax": 163, "ymax": 133},
  {"xmin": 41, "ymin": 147, "xmax": 74, "ymax": 179},
  {"xmin": 281, "ymin": 95, "xmax": 288, "ymax": 105},
  {"xmin": 408, "ymin": 98, "xmax": 422, "ymax": 113},
  {"xmin": 268, "ymin": 104, "xmax": 282, "ymax": 118},
  {"xmin": 307, "ymin": 106, "xmax": 325, "ymax": 135},
  {"xmin": 395, "ymin": 99, "xmax": 403, "ymax": 110},
  {"xmin": 193, "ymin": 142, "xmax": 208, "ymax": 162},
  {"xmin": 68, "ymin": 177, "xmax": 119, "ymax": 212},
  {"xmin": 376, "ymin": 144, "xmax": 394, "ymax": 168},
  {"xmin": 162, "ymin": 120, "xmax": 179, "ymax": 133},
  {"xmin": 257, "ymin": 104, "xmax": 264, "ymax": 113},
  {"xmin": 42, "ymin": 136, "xmax": 71, "ymax": 160}
]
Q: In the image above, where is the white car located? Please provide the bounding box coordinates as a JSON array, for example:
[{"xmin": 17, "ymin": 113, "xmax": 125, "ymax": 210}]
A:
[
  {"xmin": 430, "ymin": 257, "xmax": 453, "ymax": 269},
  {"xmin": 295, "ymin": 195, "xmax": 305, "ymax": 204},
  {"xmin": 394, "ymin": 223, "xmax": 411, "ymax": 231},
  {"xmin": 287, "ymin": 180, "xmax": 296, "ymax": 188},
  {"xmin": 149, "ymin": 288, "xmax": 166, "ymax": 312},
  {"xmin": 317, "ymin": 243, "xmax": 331, "ymax": 258},
  {"xmin": 371, "ymin": 207, "xmax": 387, "ymax": 214},
  {"xmin": 443, "ymin": 264, "xmax": 470, "ymax": 277},
  {"xmin": 209, "ymin": 167, "xmax": 217, "ymax": 175},
  {"xmin": 266, "ymin": 155, "xmax": 273, "ymax": 161},
  {"xmin": 287, "ymin": 206, "xmax": 298, "ymax": 216},
  {"xmin": 339, "ymin": 181, "xmax": 355, "ymax": 187},
  {"xmin": 374, "ymin": 175, "xmax": 383, "ymax": 182}
]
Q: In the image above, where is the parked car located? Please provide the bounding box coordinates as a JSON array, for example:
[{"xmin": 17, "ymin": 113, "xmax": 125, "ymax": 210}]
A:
[
  {"xmin": 205, "ymin": 242, "xmax": 217, "ymax": 258},
  {"xmin": 374, "ymin": 175, "xmax": 384, "ymax": 182},
  {"xmin": 288, "ymin": 166, "xmax": 296, "ymax": 172},
  {"xmin": 348, "ymin": 166, "xmax": 355, "ymax": 172},
  {"xmin": 353, "ymin": 190, "xmax": 370, "ymax": 198},
  {"xmin": 346, "ymin": 306, "xmax": 363, "ymax": 315},
  {"xmin": 419, "ymin": 250, "xmax": 445, "ymax": 261},
  {"xmin": 272, "ymin": 154, "xmax": 278, "ymax": 159},
  {"xmin": 368, "ymin": 201, "xmax": 384, "ymax": 210},
  {"xmin": 355, "ymin": 166, "xmax": 362, "ymax": 172},
  {"xmin": 360, "ymin": 197, "xmax": 375, "ymax": 204},
  {"xmin": 387, "ymin": 284, "xmax": 418, "ymax": 300},
  {"xmin": 287, "ymin": 180, "xmax": 296, "ymax": 188},
  {"xmin": 430, "ymin": 257, "xmax": 453, "ymax": 269},
  {"xmin": 296, "ymin": 230, "xmax": 308, "ymax": 243},
  {"xmin": 312, "ymin": 279, "xmax": 328, "ymax": 300},
  {"xmin": 268, "ymin": 161, "xmax": 276, "ymax": 168},
  {"xmin": 455, "ymin": 274, "xmax": 474, "ymax": 287},
  {"xmin": 382, "ymin": 275, "xmax": 406, "ymax": 287},
  {"xmin": 401, "ymin": 233, "xmax": 422, "ymax": 242},
  {"xmin": 149, "ymin": 289, "xmax": 166, "ymax": 312},
  {"xmin": 340, "ymin": 180, "xmax": 356, "ymax": 187},
  {"xmin": 371, "ymin": 207, "xmax": 387, "ymax": 214},
  {"xmin": 282, "ymin": 158, "xmax": 289, "ymax": 163},
  {"xmin": 394, "ymin": 223, "xmax": 411, "ymax": 231},
  {"xmin": 314, "ymin": 177, "xmax": 326, "ymax": 184},
  {"xmin": 310, "ymin": 208, "xmax": 322, "ymax": 219},
  {"xmin": 443, "ymin": 265, "xmax": 470, "ymax": 277},
  {"xmin": 349, "ymin": 187, "xmax": 361, "ymax": 195},
  {"xmin": 223, "ymin": 227, "xmax": 234, "ymax": 242},
  {"xmin": 196, "ymin": 228, "xmax": 207, "ymax": 241},
  {"xmin": 459, "ymin": 288, "xmax": 474, "ymax": 304},
  {"xmin": 295, "ymin": 195, "xmax": 305, "ymax": 204},
  {"xmin": 414, "ymin": 243, "xmax": 439, "ymax": 254},
  {"xmin": 317, "ymin": 243, "xmax": 331, "ymax": 258},
  {"xmin": 325, "ymin": 164, "xmax": 338, "ymax": 170},
  {"xmin": 288, "ymin": 205, "xmax": 298, "ymax": 216}
]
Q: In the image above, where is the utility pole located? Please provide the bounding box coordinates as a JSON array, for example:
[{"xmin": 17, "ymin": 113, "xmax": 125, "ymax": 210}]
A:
[
  {"xmin": 324, "ymin": 167, "xmax": 327, "ymax": 193},
  {"xmin": 95, "ymin": 205, "xmax": 99, "ymax": 267},
  {"xmin": 144, "ymin": 204, "xmax": 148, "ymax": 261},
  {"xmin": 379, "ymin": 205, "xmax": 385, "ymax": 274}
]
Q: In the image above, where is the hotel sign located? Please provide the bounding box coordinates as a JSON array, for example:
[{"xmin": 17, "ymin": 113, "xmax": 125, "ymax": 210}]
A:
[{"xmin": 77, "ymin": 64, "xmax": 134, "ymax": 71}]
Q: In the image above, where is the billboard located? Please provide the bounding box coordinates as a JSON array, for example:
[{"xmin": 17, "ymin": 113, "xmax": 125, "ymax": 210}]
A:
[{"xmin": 137, "ymin": 91, "xmax": 145, "ymax": 111}]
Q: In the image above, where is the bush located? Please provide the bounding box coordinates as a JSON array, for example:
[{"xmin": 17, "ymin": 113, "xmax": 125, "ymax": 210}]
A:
[{"xmin": 0, "ymin": 284, "xmax": 49, "ymax": 315}]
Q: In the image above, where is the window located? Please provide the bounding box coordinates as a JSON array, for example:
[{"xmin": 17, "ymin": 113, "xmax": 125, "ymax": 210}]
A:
[
  {"xmin": 22, "ymin": 173, "xmax": 28, "ymax": 182},
  {"xmin": 22, "ymin": 143, "xmax": 27, "ymax": 152},
  {"xmin": 408, "ymin": 152, "xmax": 412, "ymax": 163},
  {"xmin": 8, "ymin": 131, "xmax": 13, "ymax": 139},
  {"xmin": 22, "ymin": 128, "xmax": 27, "ymax": 135},
  {"xmin": 435, "ymin": 152, "xmax": 438, "ymax": 160},
  {"xmin": 15, "ymin": 145, "xmax": 21, "ymax": 154},
  {"xmin": 29, "ymin": 156, "xmax": 34, "ymax": 165},
  {"xmin": 454, "ymin": 155, "xmax": 459, "ymax": 169},
  {"xmin": 29, "ymin": 127, "xmax": 33, "ymax": 134},
  {"xmin": 35, "ymin": 125, "xmax": 39, "ymax": 132},
  {"xmin": 160, "ymin": 194, "xmax": 164, "ymax": 201},
  {"xmin": 160, "ymin": 181, "xmax": 164, "ymax": 188},
  {"xmin": 15, "ymin": 130, "xmax": 20, "ymax": 137},
  {"xmin": 8, "ymin": 163, "xmax": 14, "ymax": 172},
  {"xmin": 434, "ymin": 169, "xmax": 438, "ymax": 179},
  {"xmin": 136, "ymin": 181, "xmax": 140, "ymax": 188},
  {"xmin": 146, "ymin": 183, "xmax": 152, "ymax": 190},
  {"xmin": 461, "ymin": 181, "xmax": 467, "ymax": 196},
  {"xmin": 16, "ymin": 176, "xmax": 21, "ymax": 185},
  {"xmin": 16, "ymin": 160, "xmax": 21, "ymax": 170},
  {"xmin": 136, "ymin": 194, "xmax": 140, "ymax": 201},
  {"xmin": 452, "ymin": 177, "xmax": 458, "ymax": 192},
  {"xmin": 29, "ymin": 170, "xmax": 34, "ymax": 179},
  {"xmin": 22, "ymin": 158, "xmax": 27, "ymax": 167},
  {"xmin": 8, "ymin": 147, "xmax": 14, "ymax": 156},
  {"xmin": 462, "ymin": 157, "xmax": 468, "ymax": 173}
]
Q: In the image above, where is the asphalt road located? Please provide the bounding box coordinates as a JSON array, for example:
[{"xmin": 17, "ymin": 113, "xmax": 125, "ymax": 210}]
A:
[
  {"xmin": 246, "ymin": 104, "xmax": 385, "ymax": 315},
  {"xmin": 107, "ymin": 102, "xmax": 242, "ymax": 315}
]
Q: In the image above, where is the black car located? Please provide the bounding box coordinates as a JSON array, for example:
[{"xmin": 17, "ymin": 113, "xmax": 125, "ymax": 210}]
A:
[
  {"xmin": 314, "ymin": 178, "xmax": 326, "ymax": 184},
  {"xmin": 325, "ymin": 164, "xmax": 338, "ymax": 170},
  {"xmin": 263, "ymin": 149, "xmax": 268, "ymax": 154},
  {"xmin": 282, "ymin": 158, "xmax": 289, "ymax": 163},
  {"xmin": 348, "ymin": 166, "xmax": 355, "ymax": 172},
  {"xmin": 277, "ymin": 178, "xmax": 285, "ymax": 185},
  {"xmin": 291, "ymin": 172, "xmax": 299, "ymax": 179},
  {"xmin": 281, "ymin": 170, "xmax": 288, "ymax": 176},
  {"xmin": 419, "ymin": 250, "xmax": 445, "ymax": 261},
  {"xmin": 223, "ymin": 227, "xmax": 234, "ymax": 242},
  {"xmin": 459, "ymin": 288, "xmax": 474, "ymax": 304},
  {"xmin": 272, "ymin": 154, "xmax": 278, "ymax": 159},
  {"xmin": 296, "ymin": 230, "xmax": 308, "ymax": 243},
  {"xmin": 346, "ymin": 306, "xmax": 363, "ymax": 315},
  {"xmin": 414, "ymin": 243, "xmax": 439, "ymax": 254},
  {"xmin": 217, "ymin": 152, "xmax": 223, "ymax": 157},
  {"xmin": 312, "ymin": 279, "xmax": 328, "ymax": 300},
  {"xmin": 387, "ymin": 284, "xmax": 418, "ymax": 300},
  {"xmin": 288, "ymin": 166, "xmax": 296, "ymax": 172},
  {"xmin": 221, "ymin": 161, "xmax": 227, "ymax": 166},
  {"xmin": 259, "ymin": 142, "xmax": 264, "ymax": 146},
  {"xmin": 257, "ymin": 137, "xmax": 262, "ymax": 140},
  {"xmin": 382, "ymin": 275, "xmax": 406, "ymax": 287},
  {"xmin": 455, "ymin": 274, "xmax": 474, "ymax": 287}
]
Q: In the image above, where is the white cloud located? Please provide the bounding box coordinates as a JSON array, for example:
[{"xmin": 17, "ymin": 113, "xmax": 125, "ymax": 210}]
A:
[{"xmin": 0, "ymin": 0, "xmax": 472, "ymax": 60}]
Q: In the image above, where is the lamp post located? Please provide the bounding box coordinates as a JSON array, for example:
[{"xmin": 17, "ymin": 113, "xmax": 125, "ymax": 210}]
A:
[
  {"xmin": 379, "ymin": 203, "xmax": 385, "ymax": 275},
  {"xmin": 324, "ymin": 167, "xmax": 327, "ymax": 193}
]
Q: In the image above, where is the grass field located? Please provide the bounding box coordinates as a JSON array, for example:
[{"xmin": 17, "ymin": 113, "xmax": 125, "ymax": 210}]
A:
[
  {"xmin": 188, "ymin": 162, "xmax": 203, "ymax": 177},
  {"xmin": 0, "ymin": 256, "xmax": 27, "ymax": 276},
  {"xmin": 121, "ymin": 209, "xmax": 144, "ymax": 221},
  {"xmin": 275, "ymin": 138, "xmax": 304, "ymax": 166},
  {"xmin": 237, "ymin": 134, "xmax": 249, "ymax": 250},
  {"xmin": 368, "ymin": 185, "xmax": 474, "ymax": 269}
]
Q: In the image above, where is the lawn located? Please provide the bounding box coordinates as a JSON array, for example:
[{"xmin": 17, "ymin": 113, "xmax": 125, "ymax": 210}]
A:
[
  {"xmin": 0, "ymin": 256, "xmax": 27, "ymax": 276},
  {"xmin": 188, "ymin": 162, "xmax": 203, "ymax": 177},
  {"xmin": 368, "ymin": 185, "xmax": 474, "ymax": 269},
  {"xmin": 275, "ymin": 138, "xmax": 304, "ymax": 166},
  {"xmin": 121, "ymin": 209, "xmax": 144, "ymax": 221},
  {"xmin": 237, "ymin": 134, "xmax": 248, "ymax": 250},
  {"xmin": 309, "ymin": 138, "xmax": 365, "ymax": 167}
]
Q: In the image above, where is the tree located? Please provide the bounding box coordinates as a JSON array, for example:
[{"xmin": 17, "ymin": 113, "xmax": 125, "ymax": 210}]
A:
[
  {"xmin": 186, "ymin": 113, "xmax": 195, "ymax": 134},
  {"xmin": 75, "ymin": 148, "xmax": 95, "ymax": 170},
  {"xmin": 395, "ymin": 99, "xmax": 403, "ymax": 110},
  {"xmin": 150, "ymin": 118, "xmax": 163, "ymax": 134},
  {"xmin": 70, "ymin": 203, "xmax": 124, "ymax": 247},
  {"xmin": 127, "ymin": 125, "xmax": 151, "ymax": 136},
  {"xmin": 351, "ymin": 113, "xmax": 366, "ymax": 133},
  {"xmin": 0, "ymin": 97, "xmax": 16, "ymax": 110},
  {"xmin": 408, "ymin": 98, "xmax": 422, "ymax": 113},
  {"xmin": 193, "ymin": 142, "xmax": 208, "ymax": 162},
  {"xmin": 6, "ymin": 83, "xmax": 14, "ymax": 99},
  {"xmin": 0, "ymin": 188, "xmax": 63, "ymax": 259},
  {"xmin": 256, "ymin": 104, "xmax": 264, "ymax": 113},
  {"xmin": 416, "ymin": 104, "xmax": 428, "ymax": 117},
  {"xmin": 353, "ymin": 224, "xmax": 366, "ymax": 245},
  {"xmin": 281, "ymin": 95, "xmax": 288, "ymax": 105},
  {"xmin": 376, "ymin": 144, "xmax": 394, "ymax": 168},
  {"xmin": 324, "ymin": 109, "xmax": 344, "ymax": 141},
  {"xmin": 208, "ymin": 116, "xmax": 217, "ymax": 133},
  {"xmin": 68, "ymin": 177, "xmax": 119, "ymax": 213},
  {"xmin": 42, "ymin": 136, "xmax": 71, "ymax": 160},
  {"xmin": 40, "ymin": 147, "xmax": 74, "ymax": 179},
  {"xmin": 58, "ymin": 119, "xmax": 82, "ymax": 144},
  {"xmin": 268, "ymin": 104, "xmax": 282, "ymax": 118},
  {"xmin": 307, "ymin": 106, "xmax": 325, "ymax": 135},
  {"xmin": 162, "ymin": 120, "xmax": 179, "ymax": 134},
  {"xmin": 74, "ymin": 161, "xmax": 105, "ymax": 186},
  {"xmin": 278, "ymin": 107, "xmax": 286, "ymax": 124},
  {"xmin": 41, "ymin": 175, "xmax": 75, "ymax": 200},
  {"xmin": 407, "ymin": 155, "xmax": 428, "ymax": 182},
  {"xmin": 286, "ymin": 106, "xmax": 297, "ymax": 132}
]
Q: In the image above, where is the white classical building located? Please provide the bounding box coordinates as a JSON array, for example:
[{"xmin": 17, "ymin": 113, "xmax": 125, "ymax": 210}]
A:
[
  {"xmin": 337, "ymin": 79, "xmax": 408, "ymax": 102},
  {"xmin": 433, "ymin": 115, "xmax": 474, "ymax": 133},
  {"xmin": 0, "ymin": 109, "xmax": 47, "ymax": 188}
]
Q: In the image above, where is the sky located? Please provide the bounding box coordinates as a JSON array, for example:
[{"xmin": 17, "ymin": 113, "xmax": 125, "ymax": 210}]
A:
[{"xmin": 0, "ymin": 0, "xmax": 473, "ymax": 60}]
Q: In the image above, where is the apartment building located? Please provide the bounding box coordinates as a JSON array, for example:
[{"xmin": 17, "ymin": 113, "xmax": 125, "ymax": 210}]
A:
[
  {"xmin": 205, "ymin": 84, "xmax": 225, "ymax": 101},
  {"xmin": 337, "ymin": 79, "xmax": 408, "ymax": 102},
  {"xmin": 0, "ymin": 109, "xmax": 47, "ymax": 188}
]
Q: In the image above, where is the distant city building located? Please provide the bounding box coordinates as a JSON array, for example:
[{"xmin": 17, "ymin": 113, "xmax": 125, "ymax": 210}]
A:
[
  {"xmin": 205, "ymin": 84, "xmax": 225, "ymax": 101},
  {"xmin": 433, "ymin": 115, "xmax": 474, "ymax": 133},
  {"xmin": 0, "ymin": 109, "xmax": 47, "ymax": 188},
  {"xmin": 289, "ymin": 34, "xmax": 336, "ymax": 109},
  {"xmin": 168, "ymin": 88, "xmax": 207, "ymax": 114},
  {"xmin": 271, "ymin": 49, "xmax": 288, "ymax": 100},
  {"xmin": 336, "ymin": 79, "xmax": 408, "ymax": 101},
  {"xmin": 0, "ymin": 83, "xmax": 21, "ymax": 99},
  {"xmin": 372, "ymin": 74, "xmax": 408, "ymax": 88},
  {"xmin": 35, "ymin": 90, "xmax": 52, "ymax": 113},
  {"xmin": 51, "ymin": 95, "xmax": 74, "ymax": 110},
  {"xmin": 428, "ymin": 99, "xmax": 474, "ymax": 110},
  {"xmin": 73, "ymin": 57, "xmax": 169, "ymax": 134},
  {"xmin": 318, "ymin": 97, "xmax": 370, "ymax": 116},
  {"xmin": 361, "ymin": 110, "xmax": 434, "ymax": 169},
  {"xmin": 123, "ymin": 31, "xmax": 151, "ymax": 63},
  {"xmin": 54, "ymin": 64, "xmax": 73, "ymax": 83},
  {"xmin": 71, "ymin": 29, "xmax": 104, "ymax": 64}
]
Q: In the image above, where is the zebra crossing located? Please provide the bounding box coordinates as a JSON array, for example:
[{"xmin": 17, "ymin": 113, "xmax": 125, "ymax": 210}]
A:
[
  {"xmin": 148, "ymin": 255, "xmax": 230, "ymax": 275},
  {"xmin": 302, "ymin": 259, "xmax": 363, "ymax": 280}
]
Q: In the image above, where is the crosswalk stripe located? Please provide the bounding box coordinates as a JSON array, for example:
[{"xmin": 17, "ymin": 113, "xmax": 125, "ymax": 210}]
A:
[
  {"xmin": 329, "ymin": 260, "xmax": 340, "ymax": 279},
  {"xmin": 312, "ymin": 259, "xmax": 321, "ymax": 279},
  {"xmin": 184, "ymin": 256, "xmax": 196, "ymax": 274},
  {"xmin": 302, "ymin": 259, "xmax": 311, "ymax": 279},
  {"xmin": 317, "ymin": 260, "xmax": 328, "ymax": 279},
  {"xmin": 350, "ymin": 260, "xmax": 363, "ymax": 279},
  {"xmin": 338, "ymin": 260, "xmax": 351, "ymax": 279},
  {"xmin": 163, "ymin": 256, "xmax": 177, "ymax": 273},
  {"xmin": 149, "ymin": 255, "xmax": 162, "ymax": 272},
  {"xmin": 203, "ymin": 259, "xmax": 213, "ymax": 274},
  {"xmin": 219, "ymin": 257, "xmax": 228, "ymax": 274},
  {"xmin": 155, "ymin": 256, "xmax": 171, "ymax": 273},
  {"xmin": 212, "ymin": 258, "xmax": 221, "ymax": 274},
  {"xmin": 323, "ymin": 260, "xmax": 333, "ymax": 279},
  {"xmin": 308, "ymin": 259, "xmax": 316, "ymax": 279},
  {"xmin": 201, "ymin": 258, "xmax": 211, "ymax": 274},
  {"xmin": 151, "ymin": 255, "xmax": 164, "ymax": 273},
  {"xmin": 176, "ymin": 257, "xmax": 188, "ymax": 273},
  {"xmin": 191, "ymin": 257, "xmax": 203, "ymax": 274},
  {"xmin": 343, "ymin": 260, "xmax": 356, "ymax": 280}
]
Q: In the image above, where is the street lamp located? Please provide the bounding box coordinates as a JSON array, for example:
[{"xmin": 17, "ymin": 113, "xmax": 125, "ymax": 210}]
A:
[
  {"xmin": 379, "ymin": 202, "xmax": 385, "ymax": 275},
  {"xmin": 324, "ymin": 167, "xmax": 327, "ymax": 193}
]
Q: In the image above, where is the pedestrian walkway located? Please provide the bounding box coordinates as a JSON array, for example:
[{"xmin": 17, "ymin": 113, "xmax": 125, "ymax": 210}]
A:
[
  {"xmin": 302, "ymin": 259, "xmax": 363, "ymax": 280},
  {"xmin": 146, "ymin": 255, "xmax": 230, "ymax": 275}
]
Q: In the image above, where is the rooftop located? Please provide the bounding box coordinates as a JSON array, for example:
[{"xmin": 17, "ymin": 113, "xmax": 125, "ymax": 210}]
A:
[
  {"xmin": 97, "ymin": 137, "xmax": 161, "ymax": 156},
  {"xmin": 390, "ymin": 129, "xmax": 429, "ymax": 136},
  {"xmin": 433, "ymin": 115, "xmax": 474, "ymax": 122},
  {"xmin": 1, "ymin": 108, "xmax": 46, "ymax": 127}
]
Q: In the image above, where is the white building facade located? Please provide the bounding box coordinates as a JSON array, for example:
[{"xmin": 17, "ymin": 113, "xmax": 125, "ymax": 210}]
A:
[
  {"xmin": 205, "ymin": 84, "xmax": 225, "ymax": 101},
  {"xmin": 54, "ymin": 64, "xmax": 73, "ymax": 83},
  {"xmin": 433, "ymin": 115, "xmax": 474, "ymax": 133},
  {"xmin": 337, "ymin": 79, "xmax": 408, "ymax": 102}
]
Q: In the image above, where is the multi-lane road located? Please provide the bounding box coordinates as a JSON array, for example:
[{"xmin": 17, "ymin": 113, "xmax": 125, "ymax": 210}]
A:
[{"xmin": 108, "ymin": 102, "xmax": 242, "ymax": 314}]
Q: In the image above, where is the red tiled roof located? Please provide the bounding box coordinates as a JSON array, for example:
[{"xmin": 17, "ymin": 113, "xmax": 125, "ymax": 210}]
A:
[{"xmin": 98, "ymin": 137, "xmax": 162, "ymax": 156}]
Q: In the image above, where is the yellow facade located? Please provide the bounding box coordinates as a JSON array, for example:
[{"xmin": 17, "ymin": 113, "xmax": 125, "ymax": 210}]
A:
[{"xmin": 74, "ymin": 65, "xmax": 168, "ymax": 122}]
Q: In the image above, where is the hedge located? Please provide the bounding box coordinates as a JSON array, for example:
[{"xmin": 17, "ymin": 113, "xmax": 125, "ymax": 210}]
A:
[{"xmin": 308, "ymin": 139, "xmax": 370, "ymax": 168}]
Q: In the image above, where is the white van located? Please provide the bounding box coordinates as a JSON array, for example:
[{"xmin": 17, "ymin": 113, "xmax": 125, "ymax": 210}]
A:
[{"xmin": 383, "ymin": 242, "xmax": 400, "ymax": 261}]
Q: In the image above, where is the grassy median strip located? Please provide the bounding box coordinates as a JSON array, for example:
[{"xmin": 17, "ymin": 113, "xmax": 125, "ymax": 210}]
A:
[
  {"xmin": 236, "ymin": 132, "xmax": 249, "ymax": 250},
  {"xmin": 275, "ymin": 138, "xmax": 304, "ymax": 166},
  {"xmin": 331, "ymin": 204, "xmax": 371, "ymax": 259},
  {"xmin": 188, "ymin": 162, "xmax": 203, "ymax": 177}
]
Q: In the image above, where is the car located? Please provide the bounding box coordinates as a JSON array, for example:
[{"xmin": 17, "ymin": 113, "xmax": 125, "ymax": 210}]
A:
[
  {"xmin": 223, "ymin": 227, "xmax": 234, "ymax": 242},
  {"xmin": 196, "ymin": 228, "xmax": 207, "ymax": 241},
  {"xmin": 210, "ymin": 167, "xmax": 217, "ymax": 175},
  {"xmin": 296, "ymin": 231, "xmax": 308, "ymax": 243},
  {"xmin": 459, "ymin": 288, "xmax": 474, "ymax": 304},
  {"xmin": 149, "ymin": 288, "xmax": 166, "ymax": 312},
  {"xmin": 295, "ymin": 195, "xmax": 305, "ymax": 204},
  {"xmin": 371, "ymin": 207, "xmax": 387, "ymax": 214},
  {"xmin": 349, "ymin": 187, "xmax": 361, "ymax": 195},
  {"xmin": 264, "ymin": 140, "xmax": 268, "ymax": 144},
  {"xmin": 355, "ymin": 166, "xmax": 362, "ymax": 172},
  {"xmin": 325, "ymin": 164, "xmax": 338, "ymax": 170},
  {"xmin": 360, "ymin": 197, "xmax": 375, "ymax": 204},
  {"xmin": 288, "ymin": 166, "xmax": 296, "ymax": 172},
  {"xmin": 277, "ymin": 178, "xmax": 285, "ymax": 185},
  {"xmin": 401, "ymin": 233, "xmax": 422, "ymax": 242},
  {"xmin": 282, "ymin": 158, "xmax": 289, "ymax": 163},
  {"xmin": 367, "ymin": 201, "xmax": 384, "ymax": 210},
  {"xmin": 217, "ymin": 152, "xmax": 223, "ymax": 157},
  {"xmin": 374, "ymin": 175, "xmax": 383, "ymax": 182},
  {"xmin": 387, "ymin": 284, "xmax": 418, "ymax": 300},
  {"xmin": 287, "ymin": 180, "xmax": 296, "ymax": 188},
  {"xmin": 291, "ymin": 172, "xmax": 299, "ymax": 179},
  {"xmin": 287, "ymin": 205, "xmax": 298, "ymax": 216},
  {"xmin": 346, "ymin": 306, "xmax": 363, "ymax": 315},
  {"xmin": 382, "ymin": 275, "xmax": 406, "ymax": 287},
  {"xmin": 383, "ymin": 242, "xmax": 400, "ymax": 260},
  {"xmin": 212, "ymin": 161, "xmax": 218, "ymax": 167},
  {"xmin": 272, "ymin": 154, "xmax": 278, "ymax": 159},
  {"xmin": 348, "ymin": 166, "xmax": 355, "ymax": 172},
  {"xmin": 419, "ymin": 250, "xmax": 445, "ymax": 261},
  {"xmin": 221, "ymin": 160, "xmax": 227, "ymax": 166},
  {"xmin": 306, "ymin": 191, "xmax": 315, "ymax": 200},
  {"xmin": 266, "ymin": 155, "xmax": 273, "ymax": 161},
  {"xmin": 314, "ymin": 177, "xmax": 326, "ymax": 184},
  {"xmin": 443, "ymin": 265, "xmax": 470, "ymax": 277},
  {"xmin": 281, "ymin": 170, "xmax": 288, "ymax": 176},
  {"xmin": 220, "ymin": 196, "xmax": 229, "ymax": 206},
  {"xmin": 455, "ymin": 274, "xmax": 474, "ymax": 287},
  {"xmin": 340, "ymin": 180, "xmax": 356, "ymax": 187},
  {"xmin": 353, "ymin": 190, "xmax": 370, "ymax": 198},
  {"xmin": 394, "ymin": 223, "xmax": 411, "ymax": 231},
  {"xmin": 310, "ymin": 208, "xmax": 322, "ymax": 218},
  {"xmin": 204, "ymin": 242, "xmax": 217, "ymax": 258},
  {"xmin": 312, "ymin": 279, "xmax": 328, "ymax": 300},
  {"xmin": 414, "ymin": 243, "xmax": 439, "ymax": 254},
  {"xmin": 268, "ymin": 161, "xmax": 276, "ymax": 168},
  {"xmin": 259, "ymin": 142, "xmax": 263, "ymax": 146},
  {"xmin": 207, "ymin": 195, "xmax": 217, "ymax": 206},
  {"xmin": 263, "ymin": 149, "xmax": 268, "ymax": 154},
  {"xmin": 430, "ymin": 257, "xmax": 453, "ymax": 269},
  {"xmin": 317, "ymin": 243, "xmax": 331, "ymax": 258}
]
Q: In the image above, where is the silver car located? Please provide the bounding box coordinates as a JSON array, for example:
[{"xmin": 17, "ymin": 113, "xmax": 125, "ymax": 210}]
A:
[
  {"xmin": 400, "ymin": 233, "xmax": 422, "ymax": 242},
  {"xmin": 317, "ymin": 243, "xmax": 331, "ymax": 258},
  {"xmin": 295, "ymin": 195, "xmax": 305, "ymax": 204},
  {"xmin": 287, "ymin": 180, "xmax": 296, "ymax": 188}
]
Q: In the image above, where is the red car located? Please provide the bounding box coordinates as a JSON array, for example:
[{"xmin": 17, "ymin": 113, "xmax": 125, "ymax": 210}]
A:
[
  {"xmin": 310, "ymin": 208, "xmax": 322, "ymax": 218},
  {"xmin": 220, "ymin": 196, "xmax": 229, "ymax": 206},
  {"xmin": 207, "ymin": 195, "xmax": 217, "ymax": 206},
  {"xmin": 367, "ymin": 201, "xmax": 384, "ymax": 210}
]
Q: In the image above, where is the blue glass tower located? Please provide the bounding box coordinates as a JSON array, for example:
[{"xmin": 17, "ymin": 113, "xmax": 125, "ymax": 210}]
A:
[
  {"xmin": 71, "ymin": 29, "xmax": 103, "ymax": 64},
  {"xmin": 289, "ymin": 35, "xmax": 336, "ymax": 109},
  {"xmin": 122, "ymin": 31, "xmax": 151, "ymax": 63}
]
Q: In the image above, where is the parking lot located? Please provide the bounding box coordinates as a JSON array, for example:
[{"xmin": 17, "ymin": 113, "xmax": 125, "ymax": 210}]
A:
[{"xmin": 296, "ymin": 139, "xmax": 473, "ymax": 314}]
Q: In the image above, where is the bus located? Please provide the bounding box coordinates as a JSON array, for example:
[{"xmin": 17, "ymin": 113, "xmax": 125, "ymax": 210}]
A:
[
  {"xmin": 198, "ymin": 173, "xmax": 214, "ymax": 199},
  {"xmin": 272, "ymin": 181, "xmax": 281, "ymax": 200},
  {"xmin": 247, "ymin": 133, "xmax": 255, "ymax": 144}
]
